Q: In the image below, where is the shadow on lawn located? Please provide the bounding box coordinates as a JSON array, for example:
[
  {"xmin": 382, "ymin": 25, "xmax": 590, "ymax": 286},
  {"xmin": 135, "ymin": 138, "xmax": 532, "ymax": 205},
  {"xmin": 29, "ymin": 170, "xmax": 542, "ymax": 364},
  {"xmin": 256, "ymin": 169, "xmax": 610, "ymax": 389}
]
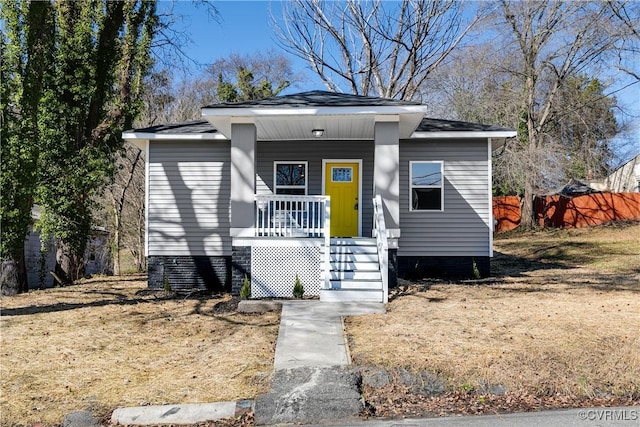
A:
[
  {"xmin": 0, "ymin": 297, "xmax": 144, "ymax": 316},
  {"xmin": 390, "ymin": 251, "xmax": 639, "ymax": 300},
  {"xmin": 0, "ymin": 291, "xmax": 226, "ymax": 317},
  {"xmin": 490, "ymin": 250, "xmax": 571, "ymax": 278},
  {"xmin": 70, "ymin": 274, "xmax": 147, "ymax": 286}
]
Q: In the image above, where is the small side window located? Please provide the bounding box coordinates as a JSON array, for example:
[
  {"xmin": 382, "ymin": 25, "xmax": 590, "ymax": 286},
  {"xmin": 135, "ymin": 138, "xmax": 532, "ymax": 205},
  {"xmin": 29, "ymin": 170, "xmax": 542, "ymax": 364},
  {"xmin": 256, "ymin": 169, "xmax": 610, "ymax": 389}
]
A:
[
  {"xmin": 274, "ymin": 162, "xmax": 308, "ymax": 195},
  {"xmin": 410, "ymin": 161, "xmax": 443, "ymax": 211}
]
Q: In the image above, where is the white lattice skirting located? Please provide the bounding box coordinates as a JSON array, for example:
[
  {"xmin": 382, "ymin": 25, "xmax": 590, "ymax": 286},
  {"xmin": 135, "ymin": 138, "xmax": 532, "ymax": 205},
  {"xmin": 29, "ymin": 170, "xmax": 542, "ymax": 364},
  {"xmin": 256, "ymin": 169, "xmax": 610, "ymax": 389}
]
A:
[{"xmin": 251, "ymin": 246, "xmax": 321, "ymax": 298}]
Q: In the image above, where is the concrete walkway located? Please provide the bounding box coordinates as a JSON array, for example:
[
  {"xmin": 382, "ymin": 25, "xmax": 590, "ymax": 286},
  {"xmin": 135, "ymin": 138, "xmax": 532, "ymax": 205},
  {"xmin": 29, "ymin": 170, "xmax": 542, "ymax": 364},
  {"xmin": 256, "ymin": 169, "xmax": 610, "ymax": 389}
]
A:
[
  {"xmin": 274, "ymin": 301, "xmax": 386, "ymax": 370},
  {"xmin": 255, "ymin": 301, "xmax": 386, "ymax": 425}
]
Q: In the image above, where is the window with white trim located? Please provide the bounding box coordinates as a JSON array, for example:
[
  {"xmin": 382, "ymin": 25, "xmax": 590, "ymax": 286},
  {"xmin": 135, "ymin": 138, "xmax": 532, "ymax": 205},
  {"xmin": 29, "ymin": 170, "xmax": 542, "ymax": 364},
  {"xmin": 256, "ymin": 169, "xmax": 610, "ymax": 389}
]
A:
[
  {"xmin": 410, "ymin": 161, "xmax": 443, "ymax": 211},
  {"xmin": 274, "ymin": 162, "xmax": 307, "ymax": 195}
]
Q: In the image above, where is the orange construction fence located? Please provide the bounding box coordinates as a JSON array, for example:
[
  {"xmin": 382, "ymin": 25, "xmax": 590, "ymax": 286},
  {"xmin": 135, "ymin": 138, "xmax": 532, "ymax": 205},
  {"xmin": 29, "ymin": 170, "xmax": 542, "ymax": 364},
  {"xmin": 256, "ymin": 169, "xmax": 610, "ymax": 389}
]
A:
[{"xmin": 493, "ymin": 193, "xmax": 640, "ymax": 232}]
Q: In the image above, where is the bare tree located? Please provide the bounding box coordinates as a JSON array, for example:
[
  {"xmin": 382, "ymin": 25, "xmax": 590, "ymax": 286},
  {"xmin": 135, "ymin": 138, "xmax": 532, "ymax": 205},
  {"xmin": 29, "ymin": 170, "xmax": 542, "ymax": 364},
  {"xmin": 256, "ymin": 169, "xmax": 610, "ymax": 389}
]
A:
[
  {"xmin": 606, "ymin": 1, "xmax": 640, "ymax": 81},
  {"xmin": 274, "ymin": 0, "xmax": 482, "ymax": 100},
  {"xmin": 100, "ymin": 144, "xmax": 146, "ymax": 274},
  {"xmin": 429, "ymin": 44, "xmax": 622, "ymax": 195},
  {"xmin": 493, "ymin": 0, "xmax": 639, "ymax": 227},
  {"xmin": 425, "ymin": 45, "xmax": 523, "ymax": 124},
  {"xmin": 136, "ymin": 69, "xmax": 216, "ymax": 126}
]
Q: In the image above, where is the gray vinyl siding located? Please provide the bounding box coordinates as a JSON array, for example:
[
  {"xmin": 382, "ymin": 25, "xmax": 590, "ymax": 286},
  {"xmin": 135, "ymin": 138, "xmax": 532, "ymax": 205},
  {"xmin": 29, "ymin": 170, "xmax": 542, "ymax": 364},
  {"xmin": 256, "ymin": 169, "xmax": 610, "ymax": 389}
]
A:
[
  {"xmin": 148, "ymin": 141, "xmax": 231, "ymax": 256},
  {"xmin": 256, "ymin": 140, "xmax": 375, "ymax": 236},
  {"xmin": 399, "ymin": 139, "xmax": 491, "ymax": 256}
]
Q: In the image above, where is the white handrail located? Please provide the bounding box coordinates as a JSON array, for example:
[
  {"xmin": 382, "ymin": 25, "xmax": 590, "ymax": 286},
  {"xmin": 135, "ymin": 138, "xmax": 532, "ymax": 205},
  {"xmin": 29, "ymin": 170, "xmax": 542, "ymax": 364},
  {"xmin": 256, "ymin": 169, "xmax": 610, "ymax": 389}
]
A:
[
  {"xmin": 255, "ymin": 194, "xmax": 328, "ymax": 238},
  {"xmin": 373, "ymin": 195, "xmax": 389, "ymax": 303}
]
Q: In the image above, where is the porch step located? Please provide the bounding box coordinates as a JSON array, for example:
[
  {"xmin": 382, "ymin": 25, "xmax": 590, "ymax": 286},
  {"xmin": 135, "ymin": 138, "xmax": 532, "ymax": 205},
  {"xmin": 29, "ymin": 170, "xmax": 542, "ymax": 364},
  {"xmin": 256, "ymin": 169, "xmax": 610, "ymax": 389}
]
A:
[
  {"xmin": 330, "ymin": 238, "xmax": 377, "ymax": 245},
  {"xmin": 321, "ymin": 237, "xmax": 383, "ymax": 303},
  {"xmin": 319, "ymin": 289, "xmax": 384, "ymax": 303},
  {"xmin": 330, "ymin": 245, "xmax": 377, "ymax": 255},
  {"xmin": 330, "ymin": 271, "xmax": 381, "ymax": 281},
  {"xmin": 329, "ymin": 279, "xmax": 381, "ymax": 289},
  {"xmin": 329, "ymin": 253, "xmax": 379, "ymax": 263}
]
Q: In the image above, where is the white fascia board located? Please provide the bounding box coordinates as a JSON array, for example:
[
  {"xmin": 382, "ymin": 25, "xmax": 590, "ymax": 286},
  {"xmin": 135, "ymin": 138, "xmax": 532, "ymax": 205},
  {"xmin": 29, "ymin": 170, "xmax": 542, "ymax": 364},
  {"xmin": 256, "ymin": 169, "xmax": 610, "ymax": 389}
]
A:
[
  {"xmin": 375, "ymin": 114, "xmax": 400, "ymax": 122},
  {"xmin": 202, "ymin": 105, "xmax": 429, "ymax": 118},
  {"xmin": 122, "ymin": 132, "xmax": 228, "ymax": 141},
  {"xmin": 411, "ymin": 130, "xmax": 517, "ymax": 139}
]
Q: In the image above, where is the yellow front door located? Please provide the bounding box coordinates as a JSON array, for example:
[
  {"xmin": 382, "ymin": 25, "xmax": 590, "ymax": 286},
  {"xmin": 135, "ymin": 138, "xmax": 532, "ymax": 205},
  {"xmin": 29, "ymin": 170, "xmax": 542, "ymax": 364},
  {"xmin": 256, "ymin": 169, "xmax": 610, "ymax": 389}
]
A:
[{"xmin": 325, "ymin": 162, "xmax": 359, "ymax": 237}]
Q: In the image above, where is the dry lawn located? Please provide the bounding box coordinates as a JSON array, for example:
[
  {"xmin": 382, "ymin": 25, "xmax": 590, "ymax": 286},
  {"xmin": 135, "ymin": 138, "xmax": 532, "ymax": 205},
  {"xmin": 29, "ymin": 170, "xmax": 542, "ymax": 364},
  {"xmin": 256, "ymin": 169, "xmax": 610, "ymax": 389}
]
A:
[
  {"xmin": 0, "ymin": 276, "xmax": 280, "ymax": 426},
  {"xmin": 347, "ymin": 222, "xmax": 640, "ymax": 399}
]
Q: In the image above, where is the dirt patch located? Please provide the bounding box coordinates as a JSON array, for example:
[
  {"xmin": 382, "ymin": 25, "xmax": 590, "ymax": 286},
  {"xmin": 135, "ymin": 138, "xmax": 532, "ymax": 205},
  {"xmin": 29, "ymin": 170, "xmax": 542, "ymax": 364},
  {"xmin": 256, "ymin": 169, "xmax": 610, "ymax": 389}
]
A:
[
  {"xmin": 0, "ymin": 275, "xmax": 279, "ymax": 426},
  {"xmin": 347, "ymin": 223, "xmax": 640, "ymax": 418},
  {"xmin": 362, "ymin": 385, "xmax": 639, "ymax": 419},
  {"xmin": 211, "ymin": 296, "xmax": 241, "ymax": 314}
]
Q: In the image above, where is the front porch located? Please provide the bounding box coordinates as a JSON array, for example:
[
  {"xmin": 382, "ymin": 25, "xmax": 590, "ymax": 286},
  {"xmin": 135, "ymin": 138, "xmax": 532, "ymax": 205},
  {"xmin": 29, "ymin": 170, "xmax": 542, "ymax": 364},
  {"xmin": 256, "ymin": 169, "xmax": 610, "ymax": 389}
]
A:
[{"xmin": 234, "ymin": 194, "xmax": 390, "ymax": 303}]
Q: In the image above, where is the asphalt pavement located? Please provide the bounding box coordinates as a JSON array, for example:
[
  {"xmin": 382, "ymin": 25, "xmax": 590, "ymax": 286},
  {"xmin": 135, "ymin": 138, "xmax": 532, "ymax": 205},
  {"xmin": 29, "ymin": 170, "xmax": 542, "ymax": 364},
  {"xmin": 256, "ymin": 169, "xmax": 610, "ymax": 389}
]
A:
[{"xmin": 300, "ymin": 407, "xmax": 640, "ymax": 427}]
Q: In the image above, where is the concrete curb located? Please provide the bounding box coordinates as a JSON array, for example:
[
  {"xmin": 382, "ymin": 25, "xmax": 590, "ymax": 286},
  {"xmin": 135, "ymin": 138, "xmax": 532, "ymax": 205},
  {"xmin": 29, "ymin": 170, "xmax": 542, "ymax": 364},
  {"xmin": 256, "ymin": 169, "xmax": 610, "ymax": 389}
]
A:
[{"xmin": 110, "ymin": 400, "xmax": 252, "ymax": 425}]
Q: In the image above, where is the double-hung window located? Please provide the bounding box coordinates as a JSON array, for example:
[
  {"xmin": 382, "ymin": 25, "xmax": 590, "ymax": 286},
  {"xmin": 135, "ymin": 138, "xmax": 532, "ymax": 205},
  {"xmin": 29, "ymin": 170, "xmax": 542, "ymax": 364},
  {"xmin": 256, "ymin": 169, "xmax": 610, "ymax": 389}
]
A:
[
  {"xmin": 274, "ymin": 162, "xmax": 308, "ymax": 195},
  {"xmin": 410, "ymin": 161, "xmax": 443, "ymax": 211}
]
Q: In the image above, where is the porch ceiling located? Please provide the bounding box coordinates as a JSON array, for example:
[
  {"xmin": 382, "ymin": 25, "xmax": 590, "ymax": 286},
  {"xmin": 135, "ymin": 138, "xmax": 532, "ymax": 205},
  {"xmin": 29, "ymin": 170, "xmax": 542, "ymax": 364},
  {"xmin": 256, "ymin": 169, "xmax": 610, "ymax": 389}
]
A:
[{"xmin": 202, "ymin": 112, "xmax": 426, "ymax": 141}]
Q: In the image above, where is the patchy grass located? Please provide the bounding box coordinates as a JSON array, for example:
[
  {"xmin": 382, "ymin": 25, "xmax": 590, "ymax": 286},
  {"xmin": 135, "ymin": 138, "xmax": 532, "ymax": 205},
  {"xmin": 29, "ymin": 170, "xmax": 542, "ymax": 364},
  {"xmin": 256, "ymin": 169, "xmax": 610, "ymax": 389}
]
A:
[
  {"xmin": 493, "ymin": 220, "xmax": 640, "ymax": 276},
  {"xmin": 347, "ymin": 223, "xmax": 640, "ymax": 400},
  {"xmin": 0, "ymin": 276, "xmax": 280, "ymax": 426}
]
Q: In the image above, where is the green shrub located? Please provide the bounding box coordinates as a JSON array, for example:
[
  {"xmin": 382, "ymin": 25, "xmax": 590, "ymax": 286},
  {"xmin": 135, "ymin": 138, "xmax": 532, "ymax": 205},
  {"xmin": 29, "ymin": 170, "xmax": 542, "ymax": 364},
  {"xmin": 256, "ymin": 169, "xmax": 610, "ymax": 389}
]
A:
[
  {"xmin": 163, "ymin": 275, "xmax": 172, "ymax": 292},
  {"xmin": 240, "ymin": 274, "xmax": 251, "ymax": 299},
  {"xmin": 472, "ymin": 258, "xmax": 481, "ymax": 279},
  {"xmin": 293, "ymin": 274, "xmax": 304, "ymax": 298}
]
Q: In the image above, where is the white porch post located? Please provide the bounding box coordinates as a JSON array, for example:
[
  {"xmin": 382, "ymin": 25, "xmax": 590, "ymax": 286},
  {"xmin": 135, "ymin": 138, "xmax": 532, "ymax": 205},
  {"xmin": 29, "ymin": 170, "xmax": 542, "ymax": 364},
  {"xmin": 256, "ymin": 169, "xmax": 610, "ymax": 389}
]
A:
[
  {"xmin": 230, "ymin": 121, "xmax": 256, "ymax": 237},
  {"xmin": 374, "ymin": 118, "xmax": 400, "ymax": 244}
]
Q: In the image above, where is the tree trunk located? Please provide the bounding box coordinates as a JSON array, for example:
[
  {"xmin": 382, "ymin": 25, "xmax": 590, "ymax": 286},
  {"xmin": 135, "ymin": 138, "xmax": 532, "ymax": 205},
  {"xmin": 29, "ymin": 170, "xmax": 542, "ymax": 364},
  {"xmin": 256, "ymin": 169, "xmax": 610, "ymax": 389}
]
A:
[
  {"xmin": 112, "ymin": 197, "xmax": 121, "ymax": 276},
  {"xmin": 113, "ymin": 230, "xmax": 121, "ymax": 276},
  {"xmin": 55, "ymin": 239, "xmax": 84, "ymax": 284},
  {"xmin": 520, "ymin": 179, "xmax": 536, "ymax": 229},
  {"xmin": 1, "ymin": 252, "xmax": 28, "ymax": 296}
]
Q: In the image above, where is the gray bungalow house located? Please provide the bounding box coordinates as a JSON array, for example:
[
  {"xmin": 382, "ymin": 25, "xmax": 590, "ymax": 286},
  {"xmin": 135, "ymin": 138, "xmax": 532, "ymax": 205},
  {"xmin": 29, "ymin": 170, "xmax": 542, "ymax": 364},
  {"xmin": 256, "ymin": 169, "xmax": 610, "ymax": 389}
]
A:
[{"xmin": 123, "ymin": 91, "xmax": 516, "ymax": 302}]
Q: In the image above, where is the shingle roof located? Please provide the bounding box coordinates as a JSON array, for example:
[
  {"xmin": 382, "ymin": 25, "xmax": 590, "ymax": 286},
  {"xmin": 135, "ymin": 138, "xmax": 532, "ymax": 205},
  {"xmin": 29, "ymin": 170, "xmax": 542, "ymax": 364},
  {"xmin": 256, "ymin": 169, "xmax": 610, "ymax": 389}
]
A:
[
  {"xmin": 127, "ymin": 120, "xmax": 219, "ymax": 135},
  {"xmin": 126, "ymin": 117, "xmax": 513, "ymax": 135},
  {"xmin": 203, "ymin": 90, "xmax": 423, "ymax": 109},
  {"xmin": 124, "ymin": 92, "xmax": 515, "ymax": 136},
  {"xmin": 416, "ymin": 118, "xmax": 513, "ymax": 133}
]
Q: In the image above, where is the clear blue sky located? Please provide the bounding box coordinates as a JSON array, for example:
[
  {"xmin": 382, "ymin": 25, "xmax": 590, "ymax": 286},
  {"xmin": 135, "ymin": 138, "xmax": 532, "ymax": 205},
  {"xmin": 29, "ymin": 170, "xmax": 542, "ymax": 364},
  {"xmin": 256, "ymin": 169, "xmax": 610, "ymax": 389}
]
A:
[{"xmin": 163, "ymin": 0, "xmax": 639, "ymax": 158}]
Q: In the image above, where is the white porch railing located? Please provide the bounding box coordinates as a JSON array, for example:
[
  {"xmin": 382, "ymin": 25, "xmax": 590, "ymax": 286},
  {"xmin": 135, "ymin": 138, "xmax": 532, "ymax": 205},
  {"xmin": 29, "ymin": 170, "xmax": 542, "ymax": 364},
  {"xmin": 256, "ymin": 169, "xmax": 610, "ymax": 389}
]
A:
[
  {"xmin": 254, "ymin": 194, "xmax": 331, "ymax": 289},
  {"xmin": 254, "ymin": 194, "xmax": 329, "ymax": 237},
  {"xmin": 373, "ymin": 195, "xmax": 389, "ymax": 303}
]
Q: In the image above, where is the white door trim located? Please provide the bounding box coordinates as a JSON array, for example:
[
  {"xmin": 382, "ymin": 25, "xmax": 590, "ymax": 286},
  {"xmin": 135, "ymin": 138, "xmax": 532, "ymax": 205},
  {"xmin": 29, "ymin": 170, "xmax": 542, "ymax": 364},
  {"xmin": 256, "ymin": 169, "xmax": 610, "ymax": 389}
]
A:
[{"xmin": 322, "ymin": 159, "xmax": 363, "ymax": 237}]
